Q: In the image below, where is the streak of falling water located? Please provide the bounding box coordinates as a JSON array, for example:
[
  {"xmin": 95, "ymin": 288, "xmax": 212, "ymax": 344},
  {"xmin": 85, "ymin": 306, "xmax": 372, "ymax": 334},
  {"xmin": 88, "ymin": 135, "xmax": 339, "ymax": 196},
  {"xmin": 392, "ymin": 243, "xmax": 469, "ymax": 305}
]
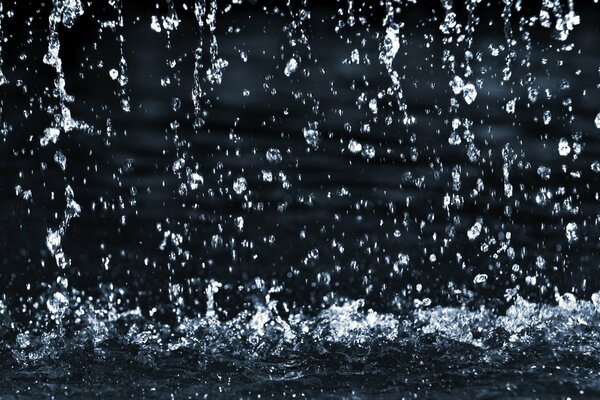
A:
[
  {"xmin": 111, "ymin": 0, "xmax": 131, "ymax": 112},
  {"xmin": 0, "ymin": 0, "xmax": 6, "ymax": 87},
  {"xmin": 40, "ymin": 0, "xmax": 86, "ymax": 301},
  {"xmin": 379, "ymin": 0, "xmax": 408, "ymax": 123},
  {"xmin": 192, "ymin": 0, "xmax": 206, "ymax": 126}
]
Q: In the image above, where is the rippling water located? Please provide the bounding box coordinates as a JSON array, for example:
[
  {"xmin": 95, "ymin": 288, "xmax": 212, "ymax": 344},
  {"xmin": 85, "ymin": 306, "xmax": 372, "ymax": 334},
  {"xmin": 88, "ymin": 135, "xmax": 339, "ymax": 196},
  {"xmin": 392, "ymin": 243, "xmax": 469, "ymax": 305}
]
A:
[
  {"xmin": 2, "ymin": 294, "xmax": 600, "ymax": 397},
  {"xmin": 1, "ymin": 0, "xmax": 599, "ymax": 398}
]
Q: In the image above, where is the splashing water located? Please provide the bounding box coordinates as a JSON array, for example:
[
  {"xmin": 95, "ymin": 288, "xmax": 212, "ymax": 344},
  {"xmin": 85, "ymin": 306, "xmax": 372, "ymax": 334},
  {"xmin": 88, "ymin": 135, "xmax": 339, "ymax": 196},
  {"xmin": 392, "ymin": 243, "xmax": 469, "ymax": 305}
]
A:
[{"xmin": 0, "ymin": 0, "xmax": 600, "ymax": 397}]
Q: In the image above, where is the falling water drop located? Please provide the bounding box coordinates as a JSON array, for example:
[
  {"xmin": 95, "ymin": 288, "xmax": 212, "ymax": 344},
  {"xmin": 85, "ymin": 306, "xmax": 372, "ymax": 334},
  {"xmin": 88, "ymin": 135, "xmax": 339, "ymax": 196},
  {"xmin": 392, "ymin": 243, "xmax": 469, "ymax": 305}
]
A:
[
  {"xmin": 303, "ymin": 127, "xmax": 320, "ymax": 148},
  {"xmin": 467, "ymin": 221, "xmax": 482, "ymax": 240},
  {"xmin": 558, "ymin": 138, "xmax": 571, "ymax": 156},
  {"xmin": 565, "ymin": 222, "xmax": 578, "ymax": 243},
  {"xmin": 46, "ymin": 292, "xmax": 69, "ymax": 319},
  {"xmin": 284, "ymin": 58, "xmax": 298, "ymax": 77},
  {"xmin": 462, "ymin": 83, "xmax": 478, "ymax": 105},
  {"xmin": 233, "ymin": 177, "xmax": 247, "ymax": 194},
  {"xmin": 266, "ymin": 148, "xmax": 282, "ymax": 164}
]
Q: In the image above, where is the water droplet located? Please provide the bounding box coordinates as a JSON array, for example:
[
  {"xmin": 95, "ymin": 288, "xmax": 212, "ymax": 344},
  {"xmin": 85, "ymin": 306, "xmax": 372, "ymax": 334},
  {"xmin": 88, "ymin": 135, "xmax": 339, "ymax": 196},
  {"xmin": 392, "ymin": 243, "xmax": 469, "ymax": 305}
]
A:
[
  {"xmin": 467, "ymin": 222, "xmax": 482, "ymax": 240},
  {"xmin": 448, "ymin": 132, "xmax": 461, "ymax": 145},
  {"xmin": 368, "ymin": 99, "xmax": 378, "ymax": 114},
  {"xmin": 235, "ymin": 216, "xmax": 244, "ymax": 232},
  {"xmin": 162, "ymin": 11, "xmax": 180, "ymax": 31},
  {"xmin": 565, "ymin": 222, "xmax": 578, "ymax": 243},
  {"xmin": 535, "ymin": 188, "xmax": 552, "ymax": 206},
  {"xmin": 120, "ymin": 99, "xmax": 130, "ymax": 112},
  {"xmin": 211, "ymin": 234, "xmax": 223, "ymax": 249},
  {"xmin": 46, "ymin": 292, "xmax": 69, "ymax": 318},
  {"xmin": 462, "ymin": 83, "xmax": 477, "ymax": 105},
  {"xmin": 266, "ymin": 148, "xmax": 282, "ymax": 164},
  {"xmin": 348, "ymin": 140, "xmax": 362, "ymax": 153},
  {"xmin": 284, "ymin": 58, "xmax": 298, "ymax": 77},
  {"xmin": 505, "ymin": 99, "xmax": 516, "ymax": 113},
  {"xmin": 450, "ymin": 76, "xmax": 464, "ymax": 95},
  {"xmin": 303, "ymin": 127, "xmax": 320, "ymax": 148},
  {"xmin": 558, "ymin": 137, "xmax": 571, "ymax": 156},
  {"xmin": 444, "ymin": 12, "xmax": 457, "ymax": 29},
  {"xmin": 451, "ymin": 118, "xmax": 461, "ymax": 130},
  {"xmin": 54, "ymin": 150, "xmax": 66, "ymax": 171},
  {"xmin": 592, "ymin": 292, "xmax": 600, "ymax": 312},
  {"xmin": 543, "ymin": 110, "xmax": 552, "ymax": 125},
  {"xmin": 361, "ymin": 144, "xmax": 376, "ymax": 159},
  {"xmin": 171, "ymin": 97, "xmax": 181, "ymax": 111},
  {"xmin": 109, "ymin": 69, "xmax": 118, "ymax": 80},
  {"xmin": 150, "ymin": 15, "xmax": 162, "ymax": 32},
  {"xmin": 473, "ymin": 274, "xmax": 488, "ymax": 284},
  {"xmin": 233, "ymin": 177, "xmax": 247, "ymax": 194},
  {"xmin": 46, "ymin": 229, "xmax": 62, "ymax": 254},
  {"xmin": 40, "ymin": 127, "xmax": 60, "ymax": 146},
  {"xmin": 557, "ymin": 292, "xmax": 577, "ymax": 311},
  {"xmin": 172, "ymin": 158, "xmax": 185, "ymax": 172},
  {"xmin": 349, "ymin": 49, "xmax": 360, "ymax": 64},
  {"xmin": 537, "ymin": 166, "xmax": 551, "ymax": 180},
  {"xmin": 188, "ymin": 173, "xmax": 204, "ymax": 190}
]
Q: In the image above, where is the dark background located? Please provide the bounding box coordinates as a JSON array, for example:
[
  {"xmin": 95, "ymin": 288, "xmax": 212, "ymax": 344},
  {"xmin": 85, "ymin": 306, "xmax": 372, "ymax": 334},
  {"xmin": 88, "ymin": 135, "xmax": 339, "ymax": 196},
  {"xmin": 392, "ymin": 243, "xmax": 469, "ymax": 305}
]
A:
[{"xmin": 1, "ymin": 0, "xmax": 599, "ymax": 318}]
